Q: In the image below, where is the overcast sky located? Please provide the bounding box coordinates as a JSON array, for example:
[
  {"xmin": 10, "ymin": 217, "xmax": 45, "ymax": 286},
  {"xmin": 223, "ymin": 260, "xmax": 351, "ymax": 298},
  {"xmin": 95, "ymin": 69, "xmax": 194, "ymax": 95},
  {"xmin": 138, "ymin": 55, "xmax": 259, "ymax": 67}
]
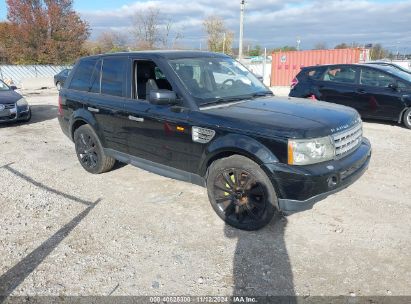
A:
[{"xmin": 1, "ymin": 0, "xmax": 410, "ymax": 53}]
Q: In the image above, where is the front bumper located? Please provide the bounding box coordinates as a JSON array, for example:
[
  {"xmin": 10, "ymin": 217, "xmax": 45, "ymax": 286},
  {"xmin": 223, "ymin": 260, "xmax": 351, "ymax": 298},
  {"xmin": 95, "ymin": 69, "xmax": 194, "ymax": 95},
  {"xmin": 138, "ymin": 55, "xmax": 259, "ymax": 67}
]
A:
[
  {"xmin": 0, "ymin": 104, "xmax": 31, "ymax": 123},
  {"xmin": 264, "ymin": 138, "xmax": 372, "ymax": 213}
]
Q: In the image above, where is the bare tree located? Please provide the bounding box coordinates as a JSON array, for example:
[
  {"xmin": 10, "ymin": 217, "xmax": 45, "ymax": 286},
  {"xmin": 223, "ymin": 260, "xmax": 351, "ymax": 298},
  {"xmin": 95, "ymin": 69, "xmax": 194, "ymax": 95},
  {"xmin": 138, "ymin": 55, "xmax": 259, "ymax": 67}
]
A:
[
  {"xmin": 97, "ymin": 31, "xmax": 128, "ymax": 53},
  {"xmin": 313, "ymin": 42, "xmax": 327, "ymax": 50},
  {"xmin": 133, "ymin": 7, "xmax": 183, "ymax": 49},
  {"xmin": 203, "ymin": 15, "xmax": 233, "ymax": 54}
]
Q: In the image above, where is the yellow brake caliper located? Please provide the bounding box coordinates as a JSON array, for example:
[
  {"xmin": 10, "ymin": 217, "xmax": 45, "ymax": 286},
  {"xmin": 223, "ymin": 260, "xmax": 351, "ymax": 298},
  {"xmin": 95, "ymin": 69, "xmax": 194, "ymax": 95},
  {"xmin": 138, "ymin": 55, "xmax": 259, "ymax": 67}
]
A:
[{"xmin": 225, "ymin": 174, "xmax": 236, "ymax": 196}]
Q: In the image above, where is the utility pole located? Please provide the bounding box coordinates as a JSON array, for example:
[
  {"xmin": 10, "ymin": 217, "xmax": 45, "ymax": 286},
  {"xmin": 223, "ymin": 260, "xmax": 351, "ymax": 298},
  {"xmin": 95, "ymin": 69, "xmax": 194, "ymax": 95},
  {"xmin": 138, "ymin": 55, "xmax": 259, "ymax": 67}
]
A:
[
  {"xmin": 239, "ymin": 0, "xmax": 245, "ymax": 61},
  {"xmin": 296, "ymin": 37, "xmax": 301, "ymax": 51}
]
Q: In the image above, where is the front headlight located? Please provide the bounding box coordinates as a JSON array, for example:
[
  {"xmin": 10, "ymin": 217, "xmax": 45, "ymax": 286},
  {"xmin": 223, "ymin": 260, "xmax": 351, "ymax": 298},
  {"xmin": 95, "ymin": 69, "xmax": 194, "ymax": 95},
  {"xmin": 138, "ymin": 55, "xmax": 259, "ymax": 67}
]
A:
[
  {"xmin": 16, "ymin": 98, "xmax": 28, "ymax": 107},
  {"xmin": 288, "ymin": 136, "xmax": 335, "ymax": 165}
]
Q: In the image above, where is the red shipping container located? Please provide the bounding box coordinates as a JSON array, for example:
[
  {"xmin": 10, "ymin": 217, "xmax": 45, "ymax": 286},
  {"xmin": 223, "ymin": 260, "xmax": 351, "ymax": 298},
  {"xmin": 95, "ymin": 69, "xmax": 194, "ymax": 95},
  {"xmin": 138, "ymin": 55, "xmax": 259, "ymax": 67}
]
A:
[{"xmin": 271, "ymin": 48, "xmax": 369, "ymax": 86}]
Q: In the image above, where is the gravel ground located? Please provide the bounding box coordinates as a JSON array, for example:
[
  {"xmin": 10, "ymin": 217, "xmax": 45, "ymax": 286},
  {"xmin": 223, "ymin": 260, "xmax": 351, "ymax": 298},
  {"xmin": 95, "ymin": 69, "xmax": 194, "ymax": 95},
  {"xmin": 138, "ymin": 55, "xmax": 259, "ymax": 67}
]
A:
[{"xmin": 0, "ymin": 90, "xmax": 410, "ymax": 298}]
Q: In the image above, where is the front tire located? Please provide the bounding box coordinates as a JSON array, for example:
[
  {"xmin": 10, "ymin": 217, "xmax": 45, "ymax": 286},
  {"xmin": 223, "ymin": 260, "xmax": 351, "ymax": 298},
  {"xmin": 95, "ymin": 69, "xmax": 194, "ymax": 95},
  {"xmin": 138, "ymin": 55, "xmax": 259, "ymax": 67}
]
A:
[
  {"xmin": 21, "ymin": 108, "xmax": 31, "ymax": 122},
  {"xmin": 403, "ymin": 108, "xmax": 411, "ymax": 129},
  {"xmin": 206, "ymin": 155, "xmax": 278, "ymax": 230},
  {"xmin": 74, "ymin": 125, "xmax": 115, "ymax": 174}
]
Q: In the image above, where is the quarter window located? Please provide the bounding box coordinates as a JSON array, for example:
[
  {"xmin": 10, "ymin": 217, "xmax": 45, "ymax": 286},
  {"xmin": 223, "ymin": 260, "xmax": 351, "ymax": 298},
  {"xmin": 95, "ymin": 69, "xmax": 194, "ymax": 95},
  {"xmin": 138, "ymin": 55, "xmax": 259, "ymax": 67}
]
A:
[
  {"xmin": 323, "ymin": 67, "xmax": 357, "ymax": 84},
  {"xmin": 305, "ymin": 67, "xmax": 325, "ymax": 80},
  {"xmin": 360, "ymin": 68, "xmax": 396, "ymax": 88},
  {"xmin": 69, "ymin": 59, "xmax": 98, "ymax": 92},
  {"xmin": 101, "ymin": 57, "xmax": 128, "ymax": 97}
]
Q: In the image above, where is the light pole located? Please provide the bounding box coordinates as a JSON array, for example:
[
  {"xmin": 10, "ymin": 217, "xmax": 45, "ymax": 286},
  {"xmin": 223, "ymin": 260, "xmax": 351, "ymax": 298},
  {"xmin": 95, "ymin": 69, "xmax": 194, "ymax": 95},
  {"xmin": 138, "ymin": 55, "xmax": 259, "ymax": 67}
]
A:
[{"xmin": 239, "ymin": 0, "xmax": 245, "ymax": 61}]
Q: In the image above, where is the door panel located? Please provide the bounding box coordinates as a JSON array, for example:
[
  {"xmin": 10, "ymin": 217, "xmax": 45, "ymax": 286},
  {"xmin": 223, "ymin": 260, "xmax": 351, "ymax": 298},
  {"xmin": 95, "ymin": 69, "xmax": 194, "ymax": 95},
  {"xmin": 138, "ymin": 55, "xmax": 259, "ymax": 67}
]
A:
[
  {"xmin": 357, "ymin": 68, "xmax": 405, "ymax": 120},
  {"xmin": 124, "ymin": 99, "xmax": 200, "ymax": 173},
  {"xmin": 146, "ymin": 105, "xmax": 200, "ymax": 173},
  {"xmin": 123, "ymin": 99, "xmax": 154, "ymax": 160},
  {"xmin": 317, "ymin": 66, "xmax": 361, "ymax": 111},
  {"xmin": 87, "ymin": 94, "xmax": 129, "ymax": 153}
]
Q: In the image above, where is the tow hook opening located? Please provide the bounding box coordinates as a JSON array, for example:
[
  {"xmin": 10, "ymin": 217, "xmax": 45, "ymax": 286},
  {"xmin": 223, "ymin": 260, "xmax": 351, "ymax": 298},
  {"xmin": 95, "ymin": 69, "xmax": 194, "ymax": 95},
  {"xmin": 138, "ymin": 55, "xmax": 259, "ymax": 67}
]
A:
[{"xmin": 327, "ymin": 175, "xmax": 339, "ymax": 188}]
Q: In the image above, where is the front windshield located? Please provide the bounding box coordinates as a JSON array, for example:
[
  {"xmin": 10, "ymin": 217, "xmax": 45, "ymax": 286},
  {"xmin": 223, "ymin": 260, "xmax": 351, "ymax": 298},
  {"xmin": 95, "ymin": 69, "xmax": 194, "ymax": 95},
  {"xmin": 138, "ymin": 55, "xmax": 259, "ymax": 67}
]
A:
[
  {"xmin": 0, "ymin": 80, "xmax": 10, "ymax": 91},
  {"xmin": 169, "ymin": 57, "xmax": 270, "ymax": 105}
]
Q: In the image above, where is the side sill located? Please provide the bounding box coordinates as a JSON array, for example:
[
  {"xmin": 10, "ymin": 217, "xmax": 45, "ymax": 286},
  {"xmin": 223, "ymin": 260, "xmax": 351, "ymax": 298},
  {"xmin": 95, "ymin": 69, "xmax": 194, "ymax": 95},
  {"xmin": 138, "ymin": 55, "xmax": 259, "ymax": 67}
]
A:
[{"xmin": 104, "ymin": 148, "xmax": 206, "ymax": 187}]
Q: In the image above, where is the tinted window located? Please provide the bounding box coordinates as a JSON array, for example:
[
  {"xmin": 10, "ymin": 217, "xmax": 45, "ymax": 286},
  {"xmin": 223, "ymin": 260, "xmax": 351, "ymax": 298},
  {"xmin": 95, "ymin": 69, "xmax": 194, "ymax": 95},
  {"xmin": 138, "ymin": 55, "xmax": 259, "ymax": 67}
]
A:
[
  {"xmin": 69, "ymin": 59, "xmax": 98, "ymax": 92},
  {"xmin": 398, "ymin": 81, "xmax": 411, "ymax": 91},
  {"xmin": 323, "ymin": 66, "xmax": 357, "ymax": 84},
  {"xmin": 89, "ymin": 60, "xmax": 102, "ymax": 93},
  {"xmin": 0, "ymin": 79, "xmax": 9, "ymax": 91},
  {"xmin": 101, "ymin": 57, "xmax": 128, "ymax": 97},
  {"xmin": 302, "ymin": 67, "xmax": 324, "ymax": 80},
  {"xmin": 360, "ymin": 68, "xmax": 396, "ymax": 88}
]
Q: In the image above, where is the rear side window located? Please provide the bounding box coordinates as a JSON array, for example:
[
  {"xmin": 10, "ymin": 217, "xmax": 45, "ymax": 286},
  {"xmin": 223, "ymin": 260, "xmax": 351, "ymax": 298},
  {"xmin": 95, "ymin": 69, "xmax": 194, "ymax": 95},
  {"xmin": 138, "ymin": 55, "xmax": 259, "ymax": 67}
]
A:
[
  {"xmin": 323, "ymin": 66, "xmax": 357, "ymax": 84},
  {"xmin": 301, "ymin": 67, "xmax": 324, "ymax": 80},
  {"xmin": 101, "ymin": 57, "xmax": 128, "ymax": 97},
  {"xmin": 69, "ymin": 59, "xmax": 98, "ymax": 92}
]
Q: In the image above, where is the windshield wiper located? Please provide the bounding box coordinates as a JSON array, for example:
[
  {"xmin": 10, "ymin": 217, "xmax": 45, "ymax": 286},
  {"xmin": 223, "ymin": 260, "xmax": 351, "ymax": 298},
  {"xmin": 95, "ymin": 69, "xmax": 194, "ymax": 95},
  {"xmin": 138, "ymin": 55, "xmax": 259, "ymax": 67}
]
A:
[
  {"xmin": 200, "ymin": 91, "xmax": 274, "ymax": 108},
  {"xmin": 200, "ymin": 96, "xmax": 249, "ymax": 107},
  {"xmin": 250, "ymin": 91, "xmax": 274, "ymax": 98}
]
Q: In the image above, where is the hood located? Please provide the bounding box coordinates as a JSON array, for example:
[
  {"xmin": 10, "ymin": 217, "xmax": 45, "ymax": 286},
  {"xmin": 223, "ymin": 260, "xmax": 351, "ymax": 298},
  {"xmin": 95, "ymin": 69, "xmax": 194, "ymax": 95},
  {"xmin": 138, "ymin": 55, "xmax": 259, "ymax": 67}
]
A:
[
  {"xmin": 0, "ymin": 90, "xmax": 22, "ymax": 104},
  {"xmin": 202, "ymin": 96, "xmax": 360, "ymax": 138}
]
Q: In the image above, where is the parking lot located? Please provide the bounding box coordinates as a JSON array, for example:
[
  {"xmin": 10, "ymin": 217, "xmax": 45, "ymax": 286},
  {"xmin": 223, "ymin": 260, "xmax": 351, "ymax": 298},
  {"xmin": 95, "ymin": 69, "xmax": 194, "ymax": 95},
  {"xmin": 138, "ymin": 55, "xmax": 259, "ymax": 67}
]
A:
[{"xmin": 0, "ymin": 90, "xmax": 410, "ymax": 297}]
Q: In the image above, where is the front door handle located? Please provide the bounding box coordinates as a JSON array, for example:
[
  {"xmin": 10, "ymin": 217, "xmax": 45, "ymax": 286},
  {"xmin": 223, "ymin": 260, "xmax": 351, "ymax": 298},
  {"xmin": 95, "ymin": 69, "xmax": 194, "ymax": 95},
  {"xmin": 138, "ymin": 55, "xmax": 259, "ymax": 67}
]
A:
[
  {"xmin": 88, "ymin": 107, "xmax": 100, "ymax": 113},
  {"xmin": 128, "ymin": 115, "xmax": 144, "ymax": 122},
  {"xmin": 357, "ymin": 89, "xmax": 367, "ymax": 95}
]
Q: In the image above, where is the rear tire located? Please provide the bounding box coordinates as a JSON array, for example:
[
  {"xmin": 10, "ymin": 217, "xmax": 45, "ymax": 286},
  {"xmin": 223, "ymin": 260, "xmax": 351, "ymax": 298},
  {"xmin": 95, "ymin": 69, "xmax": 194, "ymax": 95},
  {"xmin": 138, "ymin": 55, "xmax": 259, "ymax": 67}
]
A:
[
  {"xmin": 74, "ymin": 125, "xmax": 115, "ymax": 174},
  {"xmin": 206, "ymin": 155, "xmax": 278, "ymax": 231},
  {"xmin": 403, "ymin": 108, "xmax": 411, "ymax": 129}
]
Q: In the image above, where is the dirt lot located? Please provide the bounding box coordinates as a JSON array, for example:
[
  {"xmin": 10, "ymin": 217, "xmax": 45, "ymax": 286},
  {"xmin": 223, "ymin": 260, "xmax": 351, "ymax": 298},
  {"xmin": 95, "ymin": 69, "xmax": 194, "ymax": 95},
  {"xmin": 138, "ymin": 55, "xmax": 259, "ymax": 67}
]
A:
[{"xmin": 0, "ymin": 90, "xmax": 410, "ymax": 298}]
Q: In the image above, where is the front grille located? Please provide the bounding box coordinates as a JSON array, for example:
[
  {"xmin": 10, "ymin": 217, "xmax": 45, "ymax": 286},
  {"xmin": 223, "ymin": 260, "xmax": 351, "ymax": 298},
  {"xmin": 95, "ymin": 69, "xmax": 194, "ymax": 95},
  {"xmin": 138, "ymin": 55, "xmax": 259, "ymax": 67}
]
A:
[
  {"xmin": 3, "ymin": 103, "xmax": 16, "ymax": 109},
  {"xmin": 333, "ymin": 122, "xmax": 363, "ymax": 158},
  {"xmin": 0, "ymin": 103, "xmax": 17, "ymax": 121}
]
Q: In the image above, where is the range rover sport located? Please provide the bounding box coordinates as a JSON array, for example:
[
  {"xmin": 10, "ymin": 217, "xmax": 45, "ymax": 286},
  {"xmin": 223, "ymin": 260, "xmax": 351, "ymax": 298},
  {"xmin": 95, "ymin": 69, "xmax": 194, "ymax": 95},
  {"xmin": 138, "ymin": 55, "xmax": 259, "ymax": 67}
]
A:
[{"xmin": 58, "ymin": 51, "xmax": 372, "ymax": 230}]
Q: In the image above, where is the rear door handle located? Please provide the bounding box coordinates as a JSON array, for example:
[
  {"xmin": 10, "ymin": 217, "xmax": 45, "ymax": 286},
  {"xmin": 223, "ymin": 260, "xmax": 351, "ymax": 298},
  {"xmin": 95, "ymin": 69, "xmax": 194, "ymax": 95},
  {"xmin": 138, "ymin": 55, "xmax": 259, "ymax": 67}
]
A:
[
  {"xmin": 88, "ymin": 107, "xmax": 100, "ymax": 113},
  {"xmin": 357, "ymin": 89, "xmax": 366, "ymax": 94},
  {"xmin": 128, "ymin": 115, "xmax": 144, "ymax": 122}
]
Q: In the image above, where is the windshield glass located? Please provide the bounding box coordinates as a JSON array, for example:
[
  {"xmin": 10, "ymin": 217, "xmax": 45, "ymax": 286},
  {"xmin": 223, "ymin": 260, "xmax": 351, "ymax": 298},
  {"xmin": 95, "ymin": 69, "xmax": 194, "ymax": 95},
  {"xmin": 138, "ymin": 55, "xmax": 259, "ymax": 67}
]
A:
[
  {"xmin": 379, "ymin": 66, "xmax": 411, "ymax": 82},
  {"xmin": 169, "ymin": 57, "xmax": 270, "ymax": 105},
  {"xmin": 0, "ymin": 80, "xmax": 10, "ymax": 91}
]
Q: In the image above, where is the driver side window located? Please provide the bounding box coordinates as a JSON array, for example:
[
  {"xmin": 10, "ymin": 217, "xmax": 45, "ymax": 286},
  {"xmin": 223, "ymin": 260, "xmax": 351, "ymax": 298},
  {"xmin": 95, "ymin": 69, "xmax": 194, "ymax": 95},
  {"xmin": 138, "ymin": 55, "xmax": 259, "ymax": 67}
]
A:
[
  {"xmin": 133, "ymin": 60, "xmax": 172, "ymax": 101},
  {"xmin": 360, "ymin": 68, "xmax": 396, "ymax": 88}
]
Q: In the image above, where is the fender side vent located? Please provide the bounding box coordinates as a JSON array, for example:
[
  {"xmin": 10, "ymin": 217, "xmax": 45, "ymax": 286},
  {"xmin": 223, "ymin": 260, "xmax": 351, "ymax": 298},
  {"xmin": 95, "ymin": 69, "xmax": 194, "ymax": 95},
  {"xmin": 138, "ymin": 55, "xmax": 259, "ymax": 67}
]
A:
[{"xmin": 192, "ymin": 126, "xmax": 216, "ymax": 144}]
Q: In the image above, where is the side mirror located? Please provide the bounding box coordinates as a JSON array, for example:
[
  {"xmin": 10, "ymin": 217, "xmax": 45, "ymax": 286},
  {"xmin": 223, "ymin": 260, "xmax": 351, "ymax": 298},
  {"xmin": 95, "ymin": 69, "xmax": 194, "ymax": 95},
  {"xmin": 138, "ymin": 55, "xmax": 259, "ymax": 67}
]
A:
[
  {"xmin": 149, "ymin": 90, "xmax": 177, "ymax": 105},
  {"xmin": 10, "ymin": 85, "xmax": 17, "ymax": 90},
  {"xmin": 388, "ymin": 83, "xmax": 398, "ymax": 91}
]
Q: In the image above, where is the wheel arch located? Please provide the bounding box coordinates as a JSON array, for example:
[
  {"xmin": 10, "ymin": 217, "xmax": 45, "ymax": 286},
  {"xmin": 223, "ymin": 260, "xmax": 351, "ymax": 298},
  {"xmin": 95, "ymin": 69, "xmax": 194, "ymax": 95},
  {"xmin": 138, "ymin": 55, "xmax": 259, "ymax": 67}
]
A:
[
  {"xmin": 199, "ymin": 134, "xmax": 280, "ymax": 178},
  {"xmin": 398, "ymin": 106, "xmax": 410, "ymax": 124},
  {"xmin": 69, "ymin": 109, "xmax": 100, "ymax": 142}
]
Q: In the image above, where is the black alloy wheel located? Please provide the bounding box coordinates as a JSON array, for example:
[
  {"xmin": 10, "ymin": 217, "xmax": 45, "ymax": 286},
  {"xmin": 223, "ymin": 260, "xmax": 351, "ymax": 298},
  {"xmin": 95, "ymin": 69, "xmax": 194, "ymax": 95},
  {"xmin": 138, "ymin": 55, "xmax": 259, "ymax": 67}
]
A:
[
  {"xmin": 76, "ymin": 132, "xmax": 99, "ymax": 170},
  {"xmin": 74, "ymin": 124, "xmax": 115, "ymax": 174},
  {"xmin": 213, "ymin": 168, "xmax": 267, "ymax": 224},
  {"xmin": 207, "ymin": 155, "xmax": 278, "ymax": 230}
]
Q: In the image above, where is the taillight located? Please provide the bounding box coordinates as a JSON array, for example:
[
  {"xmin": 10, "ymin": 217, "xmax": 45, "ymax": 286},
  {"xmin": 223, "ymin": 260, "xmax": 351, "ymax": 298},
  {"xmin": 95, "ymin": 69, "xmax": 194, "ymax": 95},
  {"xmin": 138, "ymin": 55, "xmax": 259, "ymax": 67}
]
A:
[
  {"xmin": 291, "ymin": 77, "xmax": 299, "ymax": 89},
  {"xmin": 58, "ymin": 95, "xmax": 63, "ymax": 116}
]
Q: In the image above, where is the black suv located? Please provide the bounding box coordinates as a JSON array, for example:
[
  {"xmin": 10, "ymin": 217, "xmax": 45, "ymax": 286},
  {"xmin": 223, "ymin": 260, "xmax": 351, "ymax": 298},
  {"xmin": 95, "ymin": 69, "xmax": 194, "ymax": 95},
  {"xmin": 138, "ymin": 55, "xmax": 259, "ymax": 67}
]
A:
[
  {"xmin": 58, "ymin": 51, "xmax": 371, "ymax": 230},
  {"xmin": 289, "ymin": 64, "xmax": 411, "ymax": 129}
]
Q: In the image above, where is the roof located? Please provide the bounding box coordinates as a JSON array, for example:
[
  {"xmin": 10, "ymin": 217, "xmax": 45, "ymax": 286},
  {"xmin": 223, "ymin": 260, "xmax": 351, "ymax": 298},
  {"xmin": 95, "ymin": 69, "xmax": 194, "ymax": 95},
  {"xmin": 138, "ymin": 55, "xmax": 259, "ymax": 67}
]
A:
[
  {"xmin": 81, "ymin": 50, "xmax": 231, "ymax": 61},
  {"xmin": 302, "ymin": 63, "xmax": 397, "ymax": 70}
]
